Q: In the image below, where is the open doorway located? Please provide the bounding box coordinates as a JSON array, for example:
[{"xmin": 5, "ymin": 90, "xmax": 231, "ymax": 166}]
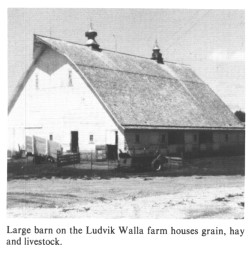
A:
[{"xmin": 71, "ymin": 131, "xmax": 79, "ymax": 152}]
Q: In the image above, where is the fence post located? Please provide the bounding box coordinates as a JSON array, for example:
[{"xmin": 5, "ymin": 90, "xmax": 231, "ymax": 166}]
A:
[
  {"xmin": 57, "ymin": 151, "xmax": 60, "ymax": 167},
  {"xmin": 32, "ymin": 136, "xmax": 35, "ymax": 155},
  {"xmin": 91, "ymin": 151, "xmax": 93, "ymax": 171},
  {"xmin": 46, "ymin": 139, "xmax": 49, "ymax": 157}
]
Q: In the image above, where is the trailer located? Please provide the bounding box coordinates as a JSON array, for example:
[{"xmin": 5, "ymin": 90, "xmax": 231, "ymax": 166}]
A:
[{"xmin": 25, "ymin": 135, "xmax": 62, "ymax": 163}]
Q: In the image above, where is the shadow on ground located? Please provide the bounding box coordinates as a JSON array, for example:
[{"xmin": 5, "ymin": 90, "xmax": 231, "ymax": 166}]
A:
[{"xmin": 7, "ymin": 156, "xmax": 245, "ymax": 181}]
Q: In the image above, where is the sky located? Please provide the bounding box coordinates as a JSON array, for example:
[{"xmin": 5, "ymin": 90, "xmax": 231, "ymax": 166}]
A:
[{"xmin": 8, "ymin": 8, "xmax": 245, "ymax": 112}]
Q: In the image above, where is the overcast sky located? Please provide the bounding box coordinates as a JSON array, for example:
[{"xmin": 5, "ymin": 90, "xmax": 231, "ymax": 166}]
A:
[{"xmin": 8, "ymin": 8, "xmax": 245, "ymax": 112}]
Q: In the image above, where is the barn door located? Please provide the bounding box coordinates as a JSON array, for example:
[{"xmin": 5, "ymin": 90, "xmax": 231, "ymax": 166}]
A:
[
  {"xmin": 71, "ymin": 131, "xmax": 78, "ymax": 152},
  {"xmin": 105, "ymin": 130, "xmax": 118, "ymax": 160}
]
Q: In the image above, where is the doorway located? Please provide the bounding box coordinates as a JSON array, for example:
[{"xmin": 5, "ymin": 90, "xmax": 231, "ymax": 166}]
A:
[{"xmin": 71, "ymin": 131, "xmax": 79, "ymax": 152}]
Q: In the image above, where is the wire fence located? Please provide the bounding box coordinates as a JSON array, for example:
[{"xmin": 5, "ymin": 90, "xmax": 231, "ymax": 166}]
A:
[{"xmin": 78, "ymin": 151, "xmax": 119, "ymax": 170}]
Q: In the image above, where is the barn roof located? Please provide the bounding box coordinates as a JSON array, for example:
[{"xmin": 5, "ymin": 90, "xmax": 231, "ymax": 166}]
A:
[{"xmin": 9, "ymin": 34, "xmax": 244, "ymax": 130}]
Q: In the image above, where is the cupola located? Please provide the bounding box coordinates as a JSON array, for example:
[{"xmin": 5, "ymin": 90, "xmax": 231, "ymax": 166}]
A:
[
  {"xmin": 85, "ymin": 23, "xmax": 100, "ymax": 50},
  {"xmin": 151, "ymin": 40, "xmax": 164, "ymax": 64}
]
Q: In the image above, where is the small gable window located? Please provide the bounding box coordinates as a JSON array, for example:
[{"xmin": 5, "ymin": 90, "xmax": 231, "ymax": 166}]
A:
[
  {"xmin": 49, "ymin": 135, "xmax": 53, "ymax": 141},
  {"xmin": 68, "ymin": 70, "xmax": 73, "ymax": 86},
  {"xmin": 89, "ymin": 135, "xmax": 94, "ymax": 143},
  {"xmin": 35, "ymin": 74, "xmax": 39, "ymax": 89}
]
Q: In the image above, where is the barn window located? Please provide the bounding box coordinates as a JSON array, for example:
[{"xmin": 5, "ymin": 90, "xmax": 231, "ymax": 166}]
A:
[
  {"xmin": 49, "ymin": 135, "xmax": 53, "ymax": 141},
  {"xmin": 89, "ymin": 135, "xmax": 94, "ymax": 142},
  {"xmin": 225, "ymin": 134, "xmax": 229, "ymax": 142},
  {"xmin": 199, "ymin": 132, "xmax": 213, "ymax": 144},
  {"xmin": 161, "ymin": 134, "xmax": 166, "ymax": 143},
  {"xmin": 35, "ymin": 74, "xmax": 39, "ymax": 89},
  {"xmin": 135, "ymin": 134, "xmax": 140, "ymax": 144},
  {"xmin": 169, "ymin": 131, "xmax": 184, "ymax": 144},
  {"xmin": 68, "ymin": 70, "xmax": 73, "ymax": 86}
]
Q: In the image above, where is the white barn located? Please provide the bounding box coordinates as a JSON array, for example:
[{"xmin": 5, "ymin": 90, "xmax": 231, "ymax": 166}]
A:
[{"xmin": 8, "ymin": 27, "xmax": 245, "ymax": 159}]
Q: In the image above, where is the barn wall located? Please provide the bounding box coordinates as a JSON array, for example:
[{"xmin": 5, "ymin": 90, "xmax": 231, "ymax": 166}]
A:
[
  {"xmin": 212, "ymin": 131, "xmax": 245, "ymax": 154},
  {"xmin": 184, "ymin": 131, "xmax": 199, "ymax": 153},
  {"xmin": 124, "ymin": 130, "xmax": 245, "ymax": 157},
  {"xmin": 124, "ymin": 130, "xmax": 166, "ymax": 155},
  {"xmin": 124, "ymin": 130, "xmax": 185, "ymax": 156},
  {"xmin": 8, "ymin": 48, "xmax": 124, "ymax": 154}
]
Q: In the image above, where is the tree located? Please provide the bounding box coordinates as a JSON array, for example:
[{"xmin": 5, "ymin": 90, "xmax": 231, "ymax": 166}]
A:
[{"xmin": 235, "ymin": 110, "xmax": 245, "ymax": 122}]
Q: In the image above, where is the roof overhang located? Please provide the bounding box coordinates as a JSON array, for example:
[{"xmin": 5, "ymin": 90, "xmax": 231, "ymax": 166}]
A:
[
  {"xmin": 123, "ymin": 125, "xmax": 245, "ymax": 131},
  {"xmin": 8, "ymin": 47, "xmax": 46, "ymax": 114}
]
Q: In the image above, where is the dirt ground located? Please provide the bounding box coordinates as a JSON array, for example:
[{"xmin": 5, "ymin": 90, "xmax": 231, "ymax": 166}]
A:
[{"xmin": 7, "ymin": 156, "xmax": 245, "ymax": 219}]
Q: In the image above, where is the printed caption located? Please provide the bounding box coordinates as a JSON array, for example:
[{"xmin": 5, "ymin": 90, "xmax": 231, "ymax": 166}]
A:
[{"xmin": 6, "ymin": 225, "xmax": 245, "ymax": 246}]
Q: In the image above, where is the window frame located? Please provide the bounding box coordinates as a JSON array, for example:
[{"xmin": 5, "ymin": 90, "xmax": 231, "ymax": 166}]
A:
[
  {"xmin": 89, "ymin": 134, "xmax": 94, "ymax": 143},
  {"xmin": 35, "ymin": 73, "xmax": 39, "ymax": 89},
  {"xmin": 68, "ymin": 70, "xmax": 73, "ymax": 87}
]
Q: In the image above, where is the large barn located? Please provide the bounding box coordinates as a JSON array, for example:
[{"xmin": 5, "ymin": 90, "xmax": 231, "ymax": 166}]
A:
[{"xmin": 8, "ymin": 26, "xmax": 245, "ymax": 159}]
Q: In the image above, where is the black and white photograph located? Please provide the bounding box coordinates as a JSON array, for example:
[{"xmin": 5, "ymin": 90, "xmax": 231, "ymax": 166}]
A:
[{"xmin": 7, "ymin": 8, "xmax": 245, "ymax": 219}]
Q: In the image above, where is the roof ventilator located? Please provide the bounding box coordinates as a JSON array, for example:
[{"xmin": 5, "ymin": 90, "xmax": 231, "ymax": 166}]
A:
[{"xmin": 151, "ymin": 40, "xmax": 164, "ymax": 64}]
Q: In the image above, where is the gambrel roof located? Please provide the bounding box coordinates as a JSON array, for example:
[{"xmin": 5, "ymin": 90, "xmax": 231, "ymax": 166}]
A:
[{"xmin": 8, "ymin": 34, "xmax": 244, "ymax": 130}]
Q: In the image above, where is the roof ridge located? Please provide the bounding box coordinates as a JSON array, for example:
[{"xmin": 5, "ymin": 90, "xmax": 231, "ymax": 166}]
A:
[
  {"xmin": 102, "ymin": 48, "xmax": 189, "ymax": 66},
  {"xmin": 34, "ymin": 34, "xmax": 189, "ymax": 66}
]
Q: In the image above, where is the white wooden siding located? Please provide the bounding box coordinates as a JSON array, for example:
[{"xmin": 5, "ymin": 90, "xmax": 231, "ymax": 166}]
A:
[{"xmin": 8, "ymin": 48, "xmax": 124, "ymax": 153}]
